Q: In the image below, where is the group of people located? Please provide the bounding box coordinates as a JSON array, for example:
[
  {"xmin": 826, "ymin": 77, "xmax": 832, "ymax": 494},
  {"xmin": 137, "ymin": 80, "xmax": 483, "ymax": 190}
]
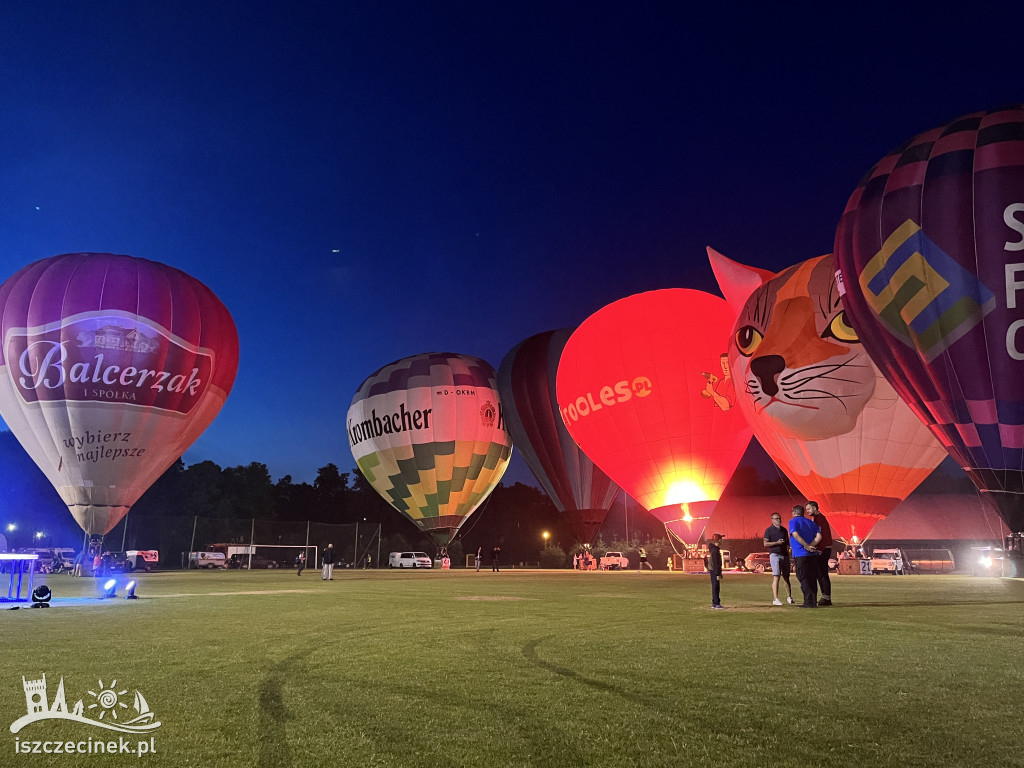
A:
[
  {"xmin": 767, "ymin": 501, "xmax": 833, "ymax": 608},
  {"xmin": 472, "ymin": 546, "xmax": 502, "ymax": 572},
  {"xmin": 293, "ymin": 543, "xmax": 335, "ymax": 579},
  {"xmin": 709, "ymin": 500, "xmax": 834, "ymax": 609},
  {"xmin": 572, "ymin": 551, "xmax": 596, "ymax": 570}
]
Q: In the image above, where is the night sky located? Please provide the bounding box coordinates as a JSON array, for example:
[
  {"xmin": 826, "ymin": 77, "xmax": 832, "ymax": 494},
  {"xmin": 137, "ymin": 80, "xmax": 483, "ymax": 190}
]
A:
[{"xmin": 1, "ymin": 3, "xmax": 1019, "ymax": 486}]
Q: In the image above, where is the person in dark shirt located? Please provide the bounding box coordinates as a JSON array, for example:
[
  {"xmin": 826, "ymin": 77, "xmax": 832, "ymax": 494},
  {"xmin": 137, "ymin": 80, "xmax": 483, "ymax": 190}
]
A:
[
  {"xmin": 322, "ymin": 543, "xmax": 335, "ymax": 580},
  {"xmin": 763, "ymin": 512, "xmax": 794, "ymax": 606},
  {"xmin": 788, "ymin": 506, "xmax": 822, "ymax": 608},
  {"xmin": 708, "ymin": 533, "xmax": 725, "ymax": 609},
  {"xmin": 491, "ymin": 545, "xmax": 501, "ymax": 572},
  {"xmin": 806, "ymin": 501, "xmax": 833, "ymax": 606}
]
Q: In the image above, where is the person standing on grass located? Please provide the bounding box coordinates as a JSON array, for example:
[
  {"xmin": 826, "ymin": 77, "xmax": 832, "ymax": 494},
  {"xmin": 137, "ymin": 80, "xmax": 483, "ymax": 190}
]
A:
[
  {"xmin": 763, "ymin": 512, "xmax": 794, "ymax": 606},
  {"xmin": 491, "ymin": 544, "xmax": 501, "ymax": 572},
  {"xmin": 805, "ymin": 501, "xmax": 833, "ymax": 606},
  {"xmin": 637, "ymin": 546, "xmax": 653, "ymax": 571},
  {"xmin": 708, "ymin": 532, "xmax": 725, "ymax": 609},
  {"xmin": 322, "ymin": 543, "xmax": 335, "ymax": 580},
  {"xmin": 296, "ymin": 550, "xmax": 305, "ymax": 576},
  {"xmin": 475, "ymin": 546, "xmax": 482, "ymax": 572},
  {"xmin": 788, "ymin": 505, "xmax": 821, "ymax": 608}
]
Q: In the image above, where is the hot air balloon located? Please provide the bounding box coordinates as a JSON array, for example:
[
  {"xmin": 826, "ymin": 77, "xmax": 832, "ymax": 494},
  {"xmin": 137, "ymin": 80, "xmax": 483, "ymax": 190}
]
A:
[
  {"xmin": 709, "ymin": 248, "xmax": 948, "ymax": 542},
  {"xmin": 0, "ymin": 253, "xmax": 239, "ymax": 542},
  {"xmin": 347, "ymin": 352, "xmax": 512, "ymax": 545},
  {"xmin": 498, "ymin": 330, "xmax": 619, "ymax": 544},
  {"xmin": 555, "ymin": 290, "xmax": 752, "ymax": 548},
  {"xmin": 834, "ymin": 105, "xmax": 1024, "ymax": 536}
]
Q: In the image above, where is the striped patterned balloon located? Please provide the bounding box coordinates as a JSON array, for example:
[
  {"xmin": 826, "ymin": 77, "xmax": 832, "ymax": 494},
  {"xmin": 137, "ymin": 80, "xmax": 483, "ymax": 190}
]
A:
[
  {"xmin": 498, "ymin": 329, "xmax": 619, "ymax": 544},
  {"xmin": 347, "ymin": 352, "xmax": 512, "ymax": 543},
  {"xmin": 835, "ymin": 105, "xmax": 1024, "ymax": 532}
]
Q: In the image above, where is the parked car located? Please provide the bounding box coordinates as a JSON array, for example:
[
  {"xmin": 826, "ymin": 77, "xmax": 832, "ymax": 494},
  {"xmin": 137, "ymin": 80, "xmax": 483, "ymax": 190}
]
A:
[
  {"xmin": 744, "ymin": 552, "xmax": 772, "ymax": 573},
  {"xmin": 101, "ymin": 551, "xmax": 132, "ymax": 573},
  {"xmin": 969, "ymin": 546, "xmax": 1014, "ymax": 577},
  {"xmin": 32, "ymin": 548, "xmax": 77, "ymax": 573},
  {"xmin": 599, "ymin": 551, "xmax": 630, "ymax": 570},
  {"xmin": 388, "ymin": 551, "xmax": 432, "ymax": 568},
  {"xmin": 228, "ymin": 553, "xmax": 279, "ymax": 569},
  {"xmin": 870, "ymin": 548, "xmax": 908, "ymax": 574}
]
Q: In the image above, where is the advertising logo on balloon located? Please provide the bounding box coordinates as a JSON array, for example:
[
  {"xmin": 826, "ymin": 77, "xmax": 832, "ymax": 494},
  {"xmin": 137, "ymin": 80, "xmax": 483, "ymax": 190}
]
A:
[
  {"xmin": 6, "ymin": 314, "xmax": 214, "ymax": 415},
  {"xmin": 560, "ymin": 376, "xmax": 652, "ymax": 424},
  {"xmin": 480, "ymin": 400, "xmax": 497, "ymax": 428},
  {"xmin": 348, "ymin": 401, "xmax": 435, "ymax": 448},
  {"xmin": 859, "ymin": 219, "xmax": 997, "ymax": 362}
]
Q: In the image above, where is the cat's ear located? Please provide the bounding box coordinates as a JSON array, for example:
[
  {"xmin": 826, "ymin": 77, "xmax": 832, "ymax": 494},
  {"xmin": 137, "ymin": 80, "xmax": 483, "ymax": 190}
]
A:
[{"xmin": 707, "ymin": 246, "xmax": 776, "ymax": 315}]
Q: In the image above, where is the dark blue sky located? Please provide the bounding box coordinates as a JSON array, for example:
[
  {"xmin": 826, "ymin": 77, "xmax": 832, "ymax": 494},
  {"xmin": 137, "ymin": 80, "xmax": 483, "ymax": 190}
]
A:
[{"xmin": 1, "ymin": 3, "xmax": 1018, "ymax": 484}]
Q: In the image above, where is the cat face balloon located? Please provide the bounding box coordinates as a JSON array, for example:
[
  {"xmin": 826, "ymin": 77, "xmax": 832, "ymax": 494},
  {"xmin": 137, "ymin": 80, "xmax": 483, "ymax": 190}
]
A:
[{"xmin": 709, "ymin": 248, "xmax": 947, "ymax": 541}]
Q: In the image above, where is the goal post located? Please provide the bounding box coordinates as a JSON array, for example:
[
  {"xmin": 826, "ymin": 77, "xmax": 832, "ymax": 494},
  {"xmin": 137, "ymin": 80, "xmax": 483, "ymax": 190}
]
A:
[{"xmin": 226, "ymin": 544, "xmax": 318, "ymax": 570}]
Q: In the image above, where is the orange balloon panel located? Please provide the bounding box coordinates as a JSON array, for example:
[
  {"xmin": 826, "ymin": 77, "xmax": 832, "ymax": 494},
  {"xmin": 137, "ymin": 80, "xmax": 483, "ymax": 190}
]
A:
[{"xmin": 555, "ymin": 289, "xmax": 752, "ymax": 517}]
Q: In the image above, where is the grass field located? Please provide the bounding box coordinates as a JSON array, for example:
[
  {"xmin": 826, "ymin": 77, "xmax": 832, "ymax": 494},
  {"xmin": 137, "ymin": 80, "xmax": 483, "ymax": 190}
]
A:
[{"xmin": 1, "ymin": 567, "xmax": 1022, "ymax": 767}]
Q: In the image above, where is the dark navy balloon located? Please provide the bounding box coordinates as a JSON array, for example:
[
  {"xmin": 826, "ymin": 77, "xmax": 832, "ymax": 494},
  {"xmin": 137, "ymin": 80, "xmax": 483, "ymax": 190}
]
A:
[{"xmin": 498, "ymin": 330, "xmax": 618, "ymax": 543}]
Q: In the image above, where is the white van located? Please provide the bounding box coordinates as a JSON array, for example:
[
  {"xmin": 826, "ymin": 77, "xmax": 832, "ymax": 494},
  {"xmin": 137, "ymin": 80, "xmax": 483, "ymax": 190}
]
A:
[
  {"xmin": 388, "ymin": 551, "xmax": 433, "ymax": 569},
  {"xmin": 126, "ymin": 550, "xmax": 159, "ymax": 572},
  {"xmin": 189, "ymin": 551, "xmax": 227, "ymax": 569}
]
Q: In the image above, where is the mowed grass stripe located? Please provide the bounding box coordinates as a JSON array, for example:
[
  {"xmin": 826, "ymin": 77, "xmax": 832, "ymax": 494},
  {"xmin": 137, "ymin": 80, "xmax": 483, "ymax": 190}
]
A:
[{"xmin": 1, "ymin": 570, "xmax": 1021, "ymax": 767}]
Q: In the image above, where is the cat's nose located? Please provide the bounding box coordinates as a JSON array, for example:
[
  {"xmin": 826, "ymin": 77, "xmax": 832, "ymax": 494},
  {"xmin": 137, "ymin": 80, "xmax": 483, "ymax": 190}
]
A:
[{"xmin": 750, "ymin": 355, "xmax": 785, "ymax": 397}]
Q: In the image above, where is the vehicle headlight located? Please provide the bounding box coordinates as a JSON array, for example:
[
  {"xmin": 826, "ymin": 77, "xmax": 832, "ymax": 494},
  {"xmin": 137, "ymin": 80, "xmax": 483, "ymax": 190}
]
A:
[{"xmin": 979, "ymin": 556, "xmax": 993, "ymax": 569}]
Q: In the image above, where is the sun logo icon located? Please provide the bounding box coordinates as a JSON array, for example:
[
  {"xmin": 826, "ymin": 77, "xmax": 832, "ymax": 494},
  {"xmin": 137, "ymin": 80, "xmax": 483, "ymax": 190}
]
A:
[{"xmin": 87, "ymin": 680, "xmax": 129, "ymax": 720}]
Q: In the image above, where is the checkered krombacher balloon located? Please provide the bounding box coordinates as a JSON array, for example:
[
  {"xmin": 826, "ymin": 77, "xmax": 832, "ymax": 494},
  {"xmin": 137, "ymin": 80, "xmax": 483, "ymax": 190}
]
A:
[{"xmin": 347, "ymin": 352, "xmax": 512, "ymax": 543}]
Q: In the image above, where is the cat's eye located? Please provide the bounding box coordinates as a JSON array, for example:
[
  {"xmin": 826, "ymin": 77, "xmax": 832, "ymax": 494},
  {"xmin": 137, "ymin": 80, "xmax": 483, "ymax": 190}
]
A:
[
  {"xmin": 823, "ymin": 311, "xmax": 858, "ymax": 343},
  {"xmin": 735, "ymin": 326, "xmax": 763, "ymax": 356}
]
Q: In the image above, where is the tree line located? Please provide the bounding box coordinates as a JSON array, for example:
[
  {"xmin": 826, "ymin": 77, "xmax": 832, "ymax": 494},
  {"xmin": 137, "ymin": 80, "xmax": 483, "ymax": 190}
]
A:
[{"xmin": 0, "ymin": 430, "xmax": 974, "ymax": 563}]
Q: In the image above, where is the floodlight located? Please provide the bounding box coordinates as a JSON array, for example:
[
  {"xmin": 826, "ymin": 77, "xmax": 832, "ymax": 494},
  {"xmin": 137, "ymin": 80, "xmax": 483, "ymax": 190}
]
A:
[
  {"xmin": 125, "ymin": 580, "xmax": 138, "ymax": 600},
  {"xmin": 101, "ymin": 579, "xmax": 117, "ymax": 599},
  {"xmin": 30, "ymin": 585, "xmax": 51, "ymax": 608}
]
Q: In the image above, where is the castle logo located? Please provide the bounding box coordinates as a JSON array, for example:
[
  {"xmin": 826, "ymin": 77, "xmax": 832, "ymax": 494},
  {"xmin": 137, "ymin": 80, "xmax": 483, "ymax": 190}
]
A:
[{"xmin": 10, "ymin": 674, "xmax": 162, "ymax": 735}]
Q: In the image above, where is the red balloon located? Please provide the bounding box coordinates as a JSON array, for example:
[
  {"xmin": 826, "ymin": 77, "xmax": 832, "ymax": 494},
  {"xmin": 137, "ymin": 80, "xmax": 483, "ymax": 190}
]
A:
[
  {"xmin": 556, "ymin": 290, "xmax": 752, "ymax": 545},
  {"xmin": 498, "ymin": 330, "xmax": 619, "ymax": 543}
]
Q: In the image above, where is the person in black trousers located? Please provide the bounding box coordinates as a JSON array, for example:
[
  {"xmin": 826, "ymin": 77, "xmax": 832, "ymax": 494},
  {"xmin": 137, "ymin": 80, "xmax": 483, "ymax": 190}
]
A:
[
  {"xmin": 708, "ymin": 533, "xmax": 725, "ymax": 609},
  {"xmin": 806, "ymin": 501, "xmax": 833, "ymax": 606},
  {"xmin": 491, "ymin": 545, "xmax": 501, "ymax": 572}
]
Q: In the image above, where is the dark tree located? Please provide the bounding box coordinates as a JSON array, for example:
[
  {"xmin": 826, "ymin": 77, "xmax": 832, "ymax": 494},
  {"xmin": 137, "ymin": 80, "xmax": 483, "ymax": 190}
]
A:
[
  {"xmin": 273, "ymin": 475, "xmax": 318, "ymax": 521},
  {"xmin": 313, "ymin": 463, "xmax": 349, "ymax": 521}
]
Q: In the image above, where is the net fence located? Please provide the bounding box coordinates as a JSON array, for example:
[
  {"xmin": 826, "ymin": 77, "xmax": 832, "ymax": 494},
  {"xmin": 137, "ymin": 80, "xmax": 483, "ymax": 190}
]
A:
[{"xmin": 104, "ymin": 514, "xmax": 382, "ymax": 570}]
